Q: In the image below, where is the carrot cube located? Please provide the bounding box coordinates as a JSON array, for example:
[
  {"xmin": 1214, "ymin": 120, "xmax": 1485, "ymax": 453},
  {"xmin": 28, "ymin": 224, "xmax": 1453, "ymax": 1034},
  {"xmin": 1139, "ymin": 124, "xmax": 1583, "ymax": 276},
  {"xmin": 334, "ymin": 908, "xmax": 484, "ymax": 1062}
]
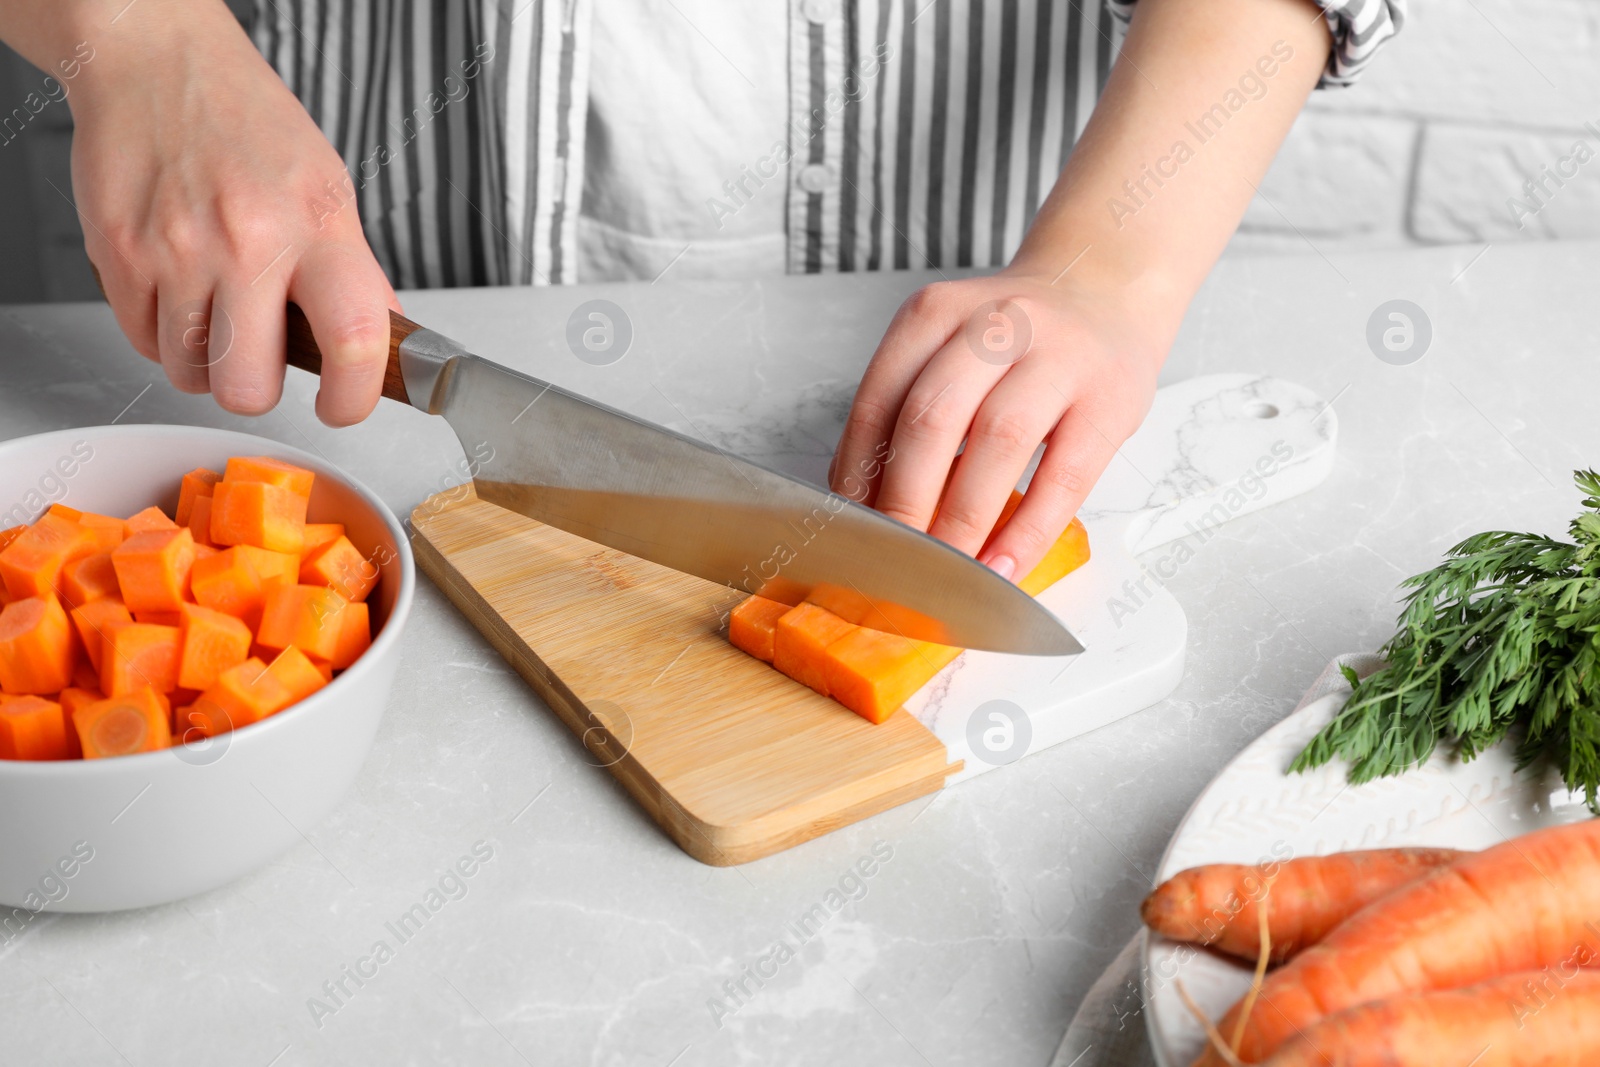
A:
[
  {"xmin": 821, "ymin": 629, "xmax": 963, "ymax": 725},
  {"xmin": 75, "ymin": 512, "xmax": 127, "ymax": 554},
  {"xmin": 46, "ymin": 504, "xmax": 81, "ymax": 522},
  {"xmin": 329, "ymin": 599, "xmax": 371, "ymax": 670},
  {"xmin": 0, "ymin": 696, "xmax": 71, "ymax": 760},
  {"xmin": 0, "ymin": 595, "xmax": 77, "ymax": 695},
  {"xmin": 1018, "ymin": 517, "xmax": 1091, "ymax": 596},
  {"xmin": 111, "ymin": 528, "xmax": 198, "ymax": 615},
  {"xmin": 71, "ymin": 597, "xmax": 132, "ymax": 673},
  {"xmin": 298, "ymin": 535, "xmax": 378, "ymax": 602},
  {"xmin": 266, "ymin": 645, "xmax": 330, "ymax": 704},
  {"xmin": 728, "ymin": 596, "xmax": 790, "ymax": 663},
  {"xmin": 176, "ymin": 468, "xmax": 221, "ymax": 527},
  {"xmin": 190, "ymin": 545, "xmax": 298, "ymax": 623},
  {"xmin": 61, "ymin": 552, "xmax": 120, "ymax": 610},
  {"xmin": 0, "ymin": 513, "xmax": 96, "ymax": 600},
  {"xmin": 198, "ymin": 656, "xmax": 294, "ymax": 730},
  {"xmin": 126, "ymin": 506, "xmax": 178, "ymax": 534},
  {"xmin": 0, "ymin": 526, "xmax": 25, "ymax": 554},
  {"xmin": 772, "ymin": 602, "xmax": 857, "ymax": 696},
  {"xmin": 301, "ymin": 523, "xmax": 345, "ymax": 556},
  {"xmin": 100, "ymin": 621, "xmax": 181, "ymax": 696},
  {"xmin": 255, "ymin": 584, "xmax": 348, "ymax": 661},
  {"xmin": 210, "ymin": 480, "xmax": 308, "ymax": 554},
  {"xmin": 224, "ymin": 456, "xmax": 316, "ymax": 498},
  {"xmin": 177, "ymin": 603, "xmax": 252, "ymax": 691},
  {"xmin": 186, "ymin": 493, "xmax": 216, "ymax": 548},
  {"xmin": 76, "ymin": 688, "xmax": 172, "ymax": 757}
]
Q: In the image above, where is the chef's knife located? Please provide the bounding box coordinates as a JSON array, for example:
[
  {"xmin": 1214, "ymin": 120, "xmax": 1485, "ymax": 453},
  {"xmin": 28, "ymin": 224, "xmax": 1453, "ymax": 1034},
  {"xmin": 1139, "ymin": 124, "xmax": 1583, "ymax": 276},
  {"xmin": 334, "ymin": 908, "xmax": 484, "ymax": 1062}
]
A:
[{"xmin": 278, "ymin": 307, "xmax": 1082, "ymax": 656}]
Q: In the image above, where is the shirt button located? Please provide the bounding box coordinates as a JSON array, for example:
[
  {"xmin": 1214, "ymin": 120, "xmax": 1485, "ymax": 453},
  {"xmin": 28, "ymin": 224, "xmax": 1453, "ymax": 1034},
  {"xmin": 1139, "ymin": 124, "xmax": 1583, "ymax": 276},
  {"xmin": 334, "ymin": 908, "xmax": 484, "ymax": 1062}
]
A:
[
  {"xmin": 797, "ymin": 163, "xmax": 833, "ymax": 194},
  {"xmin": 801, "ymin": 0, "xmax": 839, "ymax": 23}
]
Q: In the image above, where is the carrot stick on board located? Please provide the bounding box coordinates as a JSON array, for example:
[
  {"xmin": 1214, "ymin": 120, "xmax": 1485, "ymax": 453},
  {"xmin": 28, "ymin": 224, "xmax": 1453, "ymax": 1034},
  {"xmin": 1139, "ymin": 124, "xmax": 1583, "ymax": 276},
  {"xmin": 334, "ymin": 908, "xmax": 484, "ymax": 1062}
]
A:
[
  {"xmin": 1143, "ymin": 848, "xmax": 1464, "ymax": 964},
  {"xmin": 1192, "ymin": 820, "xmax": 1600, "ymax": 1066},
  {"xmin": 1258, "ymin": 969, "xmax": 1600, "ymax": 1067}
]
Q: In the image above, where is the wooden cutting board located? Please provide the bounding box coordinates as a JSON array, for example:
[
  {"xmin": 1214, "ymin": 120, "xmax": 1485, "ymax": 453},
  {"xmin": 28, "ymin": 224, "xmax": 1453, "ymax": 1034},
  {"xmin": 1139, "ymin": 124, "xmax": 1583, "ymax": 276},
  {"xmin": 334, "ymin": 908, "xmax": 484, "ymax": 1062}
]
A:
[{"xmin": 410, "ymin": 374, "xmax": 1336, "ymax": 865}]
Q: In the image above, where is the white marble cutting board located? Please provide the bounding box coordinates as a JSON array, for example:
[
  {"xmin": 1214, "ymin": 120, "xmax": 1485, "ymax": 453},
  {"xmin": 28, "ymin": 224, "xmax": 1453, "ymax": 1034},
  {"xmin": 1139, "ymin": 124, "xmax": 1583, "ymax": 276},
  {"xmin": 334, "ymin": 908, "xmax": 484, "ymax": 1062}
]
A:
[{"xmin": 911, "ymin": 374, "xmax": 1337, "ymax": 782}]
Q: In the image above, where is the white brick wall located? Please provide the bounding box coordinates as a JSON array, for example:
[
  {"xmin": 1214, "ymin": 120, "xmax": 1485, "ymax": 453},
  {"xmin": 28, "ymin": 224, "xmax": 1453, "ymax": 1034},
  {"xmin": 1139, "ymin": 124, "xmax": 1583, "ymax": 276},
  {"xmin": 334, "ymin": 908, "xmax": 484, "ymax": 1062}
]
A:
[{"xmin": 1234, "ymin": 0, "xmax": 1600, "ymax": 252}]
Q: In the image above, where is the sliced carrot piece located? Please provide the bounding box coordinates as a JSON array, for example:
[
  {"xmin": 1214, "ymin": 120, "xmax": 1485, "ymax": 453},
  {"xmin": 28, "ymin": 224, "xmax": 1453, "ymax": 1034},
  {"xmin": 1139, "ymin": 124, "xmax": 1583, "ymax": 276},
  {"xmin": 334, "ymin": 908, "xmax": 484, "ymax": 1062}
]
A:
[
  {"xmin": 329, "ymin": 599, "xmax": 371, "ymax": 670},
  {"xmin": 772, "ymin": 603, "xmax": 857, "ymax": 696},
  {"xmin": 175, "ymin": 468, "xmax": 221, "ymax": 527},
  {"xmin": 46, "ymin": 503, "xmax": 82, "ymax": 522},
  {"xmin": 186, "ymin": 493, "xmax": 216, "ymax": 548},
  {"xmin": 76, "ymin": 688, "xmax": 172, "ymax": 757},
  {"xmin": 111, "ymin": 528, "xmax": 198, "ymax": 615},
  {"xmin": 266, "ymin": 646, "xmax": 330, "ymax": 704},
  {"xmin": 0, "ymin": 513, "xmax": 96, "ymax": 600},
  {"xmin": 0, "ymin": 525, "xmax": 25, "ymax": 554},
  {"xmin": 176, "ymin": 603, "xmax": 252, "ymax": 691},
  {"xmin": 76, "ymin": 512, "xmax": 127, "ymax": 554},
  {"xmin": 126, "ymin": 505, "xmax": 178, "ymax": 534},
  {"xmin": 61, "ymin": 552, "xmax": 120, "ymax": 610},
  {"xmin": 1018, "ymin": 517, "xmax": 1090, "ymax": 596},
  {"xmin": 210, "ymin": 479, "xmax": 308, "ymax": 554},
  {"xmin": 198, "ymin": 656, "xmax": 293, "ymax": 730},
  {"xmin": 255, "ymin": 584, "xmax": 348, "ymax": 661},
  {"xmin": 0, "ymin": 695, "xmax": 71, "ymax": 760},
  {"xmin": 802, "ymin": 582, "xmax": 875, "ymax": 625},
  {"xmin": 301, "ymin": 523, "xmax": 345, "ymax": 556},
  {"xmin": 224, "ymin": 456, "xmax": 315, "ymax": 498},
  {"xmin": 728, "ymin": 596, "xmax": 791, "ymax": 663},
  {"xmin": 71, "ymin": 597, "xmax": 132, "ymax": 673},
  {"xmin": 298, "ymin": 535, "xmax": 378, "ymax": 602},
  {"xmin": 0, "ymin": 595, "xmax": 77, "ymax": 695},
  {"xmin": 822, "ymin": 629, "xmax": 962, "ymax": 724},
  {"xmin": 57, "ymin": 686, "xmax": 102, "ymax": 759},
  {"xmin": 100, "ymin": 621, "xmax": 181, "ymax": 696},
  {"xmin": 190, "ymin": 545, "xmax": 299, "ymax": 624}
]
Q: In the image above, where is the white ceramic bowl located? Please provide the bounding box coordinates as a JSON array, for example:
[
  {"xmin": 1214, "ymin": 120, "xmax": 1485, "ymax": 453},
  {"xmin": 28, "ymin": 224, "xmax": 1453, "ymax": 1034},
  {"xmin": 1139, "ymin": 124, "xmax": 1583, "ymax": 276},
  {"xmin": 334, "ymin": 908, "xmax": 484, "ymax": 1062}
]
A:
[{"xmin": 0, "ymin": 425, "xmax": 413, "ymax": 912}]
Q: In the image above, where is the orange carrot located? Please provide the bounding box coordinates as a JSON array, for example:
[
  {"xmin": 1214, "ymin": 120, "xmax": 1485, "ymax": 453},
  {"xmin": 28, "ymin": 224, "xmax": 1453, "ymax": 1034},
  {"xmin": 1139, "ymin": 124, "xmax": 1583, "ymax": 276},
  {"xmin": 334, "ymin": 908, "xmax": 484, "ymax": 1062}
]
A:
[
  {"xmin": 0, "ymin": 695, "xmax": 71, "ymax": 760},
  {"xmin": 125, "ymin": 505, "xmax": 178, "ymax": 533},
  {"xmin": 71, "ymin": 596, "xmax": 132, "ymax": 673},
  {"xmin": 111, "ymin": 528, "xmax": 198, "ymax": 615},
  {"xmin": 265, "ymin": 646, "xmax": 330, "ymax": 703},
  {"xmin": 46, "ymin": 503, "xmax": 81, "ymax": 522},
  {"xmin": 60, "ymin": 552, "xmax": 120, "ymax": 609},
  {"xmin": 728, "ymin": 596, "xmax": 791, "ymax": 662},
  {"xmin": 328, "ymin": 599, "xmax": 371, "ymax": 670},
  {"xmin": 822, "ymin": 628, "xmax": 962, "ymax": 724},
  {"xmin": 223, "ymin": 456, "xmax": 315, "ymax": 498},
  {"xmin": 100, "ymin": 621, "xmax": 181, "ymax": 696},
  {"xmin": 301, "ymin": 522, "xmax": 346, "ymax": 556},
  {"xmin": 1258, "ymin": 970, "xmax": 1600, "ymax": 1067},
  {"xmin": 186, "ymin": 493, "xmax": 216, "ymax": 548},
  {"xmin": 176, "ymin": 603, "xmax": 252, "ymax": 691},
  {"xmin": 1018, "ymin": 517, "xmax": 1090, "ymax": 596},
  {"xmin": 772, "ymin": 603, "xmax": 857, "ymax": 696},
  {"xmin": 175, "ymin": 468, "xmax": 221, "ymax": 527},
  {"xmin": 190, "ymin": 545, "xmax": 298, "ymax": 623},
  {"xmin": 0, "ymin": 595, "xmax": 77, "ymax": 695},
  {"xmin": 74, "ymin": 512, "xmax": 128, "ymax": 554},
  {"xmin": 76, "ymin": 688, "xmax": 172, "ymax": 757},
  {"xmin": 57, "ymin": 686, "xmax": 102, "ymax": 759},
  {"xmin": 210, "ymin": 479, "xmax": 308, "ymax": 554},
  {"xmin": 0, "ymin": 512, "xmax": 95, "ymax": 600},
  {"xmin": 1142, "ymin": 848, "xmax": 1465, "ymax": 964},
  {"xmin": 298, "ymin": 534, "xmax": 378, "ymax": 602},
  {"xmin": 198, "ymin": 656, "xmax": 293, "ymax": 729},
  {"xmin": 0, "ymin": 525, "xmax": 26, "ymax": 554},
  {"xmin": 1197, "ymin": 820, "xmax": 1600, "ymax": 1065},
  {"xmin": 255, "ymin": 584, "xmax": 348, "ymax": 661}
]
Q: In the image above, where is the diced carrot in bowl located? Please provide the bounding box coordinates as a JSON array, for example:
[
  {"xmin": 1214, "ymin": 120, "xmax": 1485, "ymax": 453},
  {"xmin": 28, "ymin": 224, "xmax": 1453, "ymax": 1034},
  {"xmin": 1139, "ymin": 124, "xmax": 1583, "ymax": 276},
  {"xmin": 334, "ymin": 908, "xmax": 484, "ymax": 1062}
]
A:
[
  {"xmin": 61, "ymin": 552, "xmax": 120, "ymax": 609},
  {"xmin": 100, "ymin": 621, "xmax": 181, "ymax": 696},
  {"xmin": 299, "ymin": 535, "xmax": 377, "ymax": 602},
  {"xmin": 175, "ymin": 468, "xmax": 220, "ymax": 526},
  {"xmin": 210, "ymin": 480, "xmax": 308, "ymax": 554},
  {"xmin": 71, "ymin": 597, "xmax": 132, "ymax": 673},
  {"xmin": 256, "ymin": 585, "xmax": 348, "ymax": 662},
  {"xmin": 0, "ymin": 696, "xmax": 71, "ymax": 760},
  {"xmin": 198, "ymin": 656, "xmax": 294, "ymax": 730},
  {"xmin": 190, "ymin": 546, "xmax": 297, "ymax": 623},
  {"xmin": 301, "ymin": 523, "xmax": 345, "ymax": 556},
  {"xmin": 329, "ymin": 600, "xmax": 371, "ymax": 670},
  {"xmin": 0, "ymin": 595, "xmax": 77, "ymax": 695},
  {"xmin": 111, "ymin": 528, "xmax": 197, "ymax": 615},
  {"xmin": 76, "ymin": 688, "xmax": 172, "ymax": 758},
  {"xmin": 266, "ymin": 646, "xmax": 331, "ymax": 704},
  {"xmin": 126, "ymin": 506, "xmax": 178, "ymax": 534},
  {"xmin": 176, "ymin": 603, "xmax": 252, "ymax": 691},
  {"xmin": 224, "ymin": 456, "xmax": 315, "ymax": 498},
  {"xmin": 0, "ymin": 512, "xmax": 95, "ymax": 600}
]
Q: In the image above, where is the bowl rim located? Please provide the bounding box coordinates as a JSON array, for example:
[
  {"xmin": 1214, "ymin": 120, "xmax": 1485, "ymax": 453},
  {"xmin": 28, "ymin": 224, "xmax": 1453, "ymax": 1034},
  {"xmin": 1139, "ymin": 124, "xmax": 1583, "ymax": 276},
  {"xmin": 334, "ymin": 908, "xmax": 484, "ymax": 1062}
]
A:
[{"xmin": 0, "ymin": 422, "xmax": 415, "ymax": 776}]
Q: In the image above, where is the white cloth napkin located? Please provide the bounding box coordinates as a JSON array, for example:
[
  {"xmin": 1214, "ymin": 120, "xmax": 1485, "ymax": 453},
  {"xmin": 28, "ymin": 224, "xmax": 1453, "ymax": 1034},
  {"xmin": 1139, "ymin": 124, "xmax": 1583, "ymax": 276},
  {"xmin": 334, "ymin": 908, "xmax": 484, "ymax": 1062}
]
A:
[{"xmin": 1048, "ymin": 653, "xmax": 1385, "ymax": 1067}]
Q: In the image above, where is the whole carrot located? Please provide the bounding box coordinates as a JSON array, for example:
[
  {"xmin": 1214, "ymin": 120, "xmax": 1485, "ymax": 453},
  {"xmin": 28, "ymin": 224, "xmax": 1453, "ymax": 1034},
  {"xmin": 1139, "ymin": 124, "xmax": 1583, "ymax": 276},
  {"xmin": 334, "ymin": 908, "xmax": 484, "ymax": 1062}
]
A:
[
  {"xmin": 1143, "ymin": 848, "xmax": 1463, "ymax": 963},
  {"xmin": 1258, "ymin": 969, "xmax": 1600, "ymax": 1066},
  {"xmin": 1193, "ymin": 819, "xmax": 1600, "ymax": 1066}
]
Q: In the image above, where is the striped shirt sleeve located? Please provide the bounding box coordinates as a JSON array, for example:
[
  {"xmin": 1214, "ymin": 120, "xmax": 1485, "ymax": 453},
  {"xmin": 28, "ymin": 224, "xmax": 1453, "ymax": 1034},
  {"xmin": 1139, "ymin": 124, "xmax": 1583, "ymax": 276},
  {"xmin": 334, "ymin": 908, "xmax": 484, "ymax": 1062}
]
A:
[{"xmin": 1106, "ymin": 0, "xmax": 1406, "ymax": 89}]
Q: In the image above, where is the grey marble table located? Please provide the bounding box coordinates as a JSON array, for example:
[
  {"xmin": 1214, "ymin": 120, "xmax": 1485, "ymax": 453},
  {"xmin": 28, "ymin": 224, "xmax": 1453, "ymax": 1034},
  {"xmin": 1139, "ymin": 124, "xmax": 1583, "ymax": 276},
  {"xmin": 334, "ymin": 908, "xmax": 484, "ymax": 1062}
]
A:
[{"xmin": 1, "ymin": 239, "xmax": 1596, "ymax": 1066}]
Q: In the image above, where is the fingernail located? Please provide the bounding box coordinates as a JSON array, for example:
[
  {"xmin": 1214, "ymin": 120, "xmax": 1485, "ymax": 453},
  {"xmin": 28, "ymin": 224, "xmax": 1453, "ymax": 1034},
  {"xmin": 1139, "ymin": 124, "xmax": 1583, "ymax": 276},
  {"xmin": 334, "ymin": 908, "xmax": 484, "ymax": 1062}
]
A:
[{"xmin": 984, "ymin": 554, "xmax": 1016, "ymax": 581}]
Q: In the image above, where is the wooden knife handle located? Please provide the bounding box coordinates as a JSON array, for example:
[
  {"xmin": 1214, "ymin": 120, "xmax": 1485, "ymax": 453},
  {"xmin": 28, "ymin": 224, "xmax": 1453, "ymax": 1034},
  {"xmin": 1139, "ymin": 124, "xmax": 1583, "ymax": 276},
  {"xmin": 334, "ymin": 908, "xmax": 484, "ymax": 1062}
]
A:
[{"xmin": 284, "ymin": 304, "xmax": 423, "ymax": 405}]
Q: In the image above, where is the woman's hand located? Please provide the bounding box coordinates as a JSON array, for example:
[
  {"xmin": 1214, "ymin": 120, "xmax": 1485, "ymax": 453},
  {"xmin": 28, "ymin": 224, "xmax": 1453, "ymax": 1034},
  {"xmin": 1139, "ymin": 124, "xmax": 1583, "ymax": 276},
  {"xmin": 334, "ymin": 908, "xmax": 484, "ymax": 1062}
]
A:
[
  {"xmin": 66, "ymin": 1, "xmax": 397, "ymax": 425},
  {"xmin": 830, "ymin": 269, "xmax": 1171, "ymax": 583}
]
